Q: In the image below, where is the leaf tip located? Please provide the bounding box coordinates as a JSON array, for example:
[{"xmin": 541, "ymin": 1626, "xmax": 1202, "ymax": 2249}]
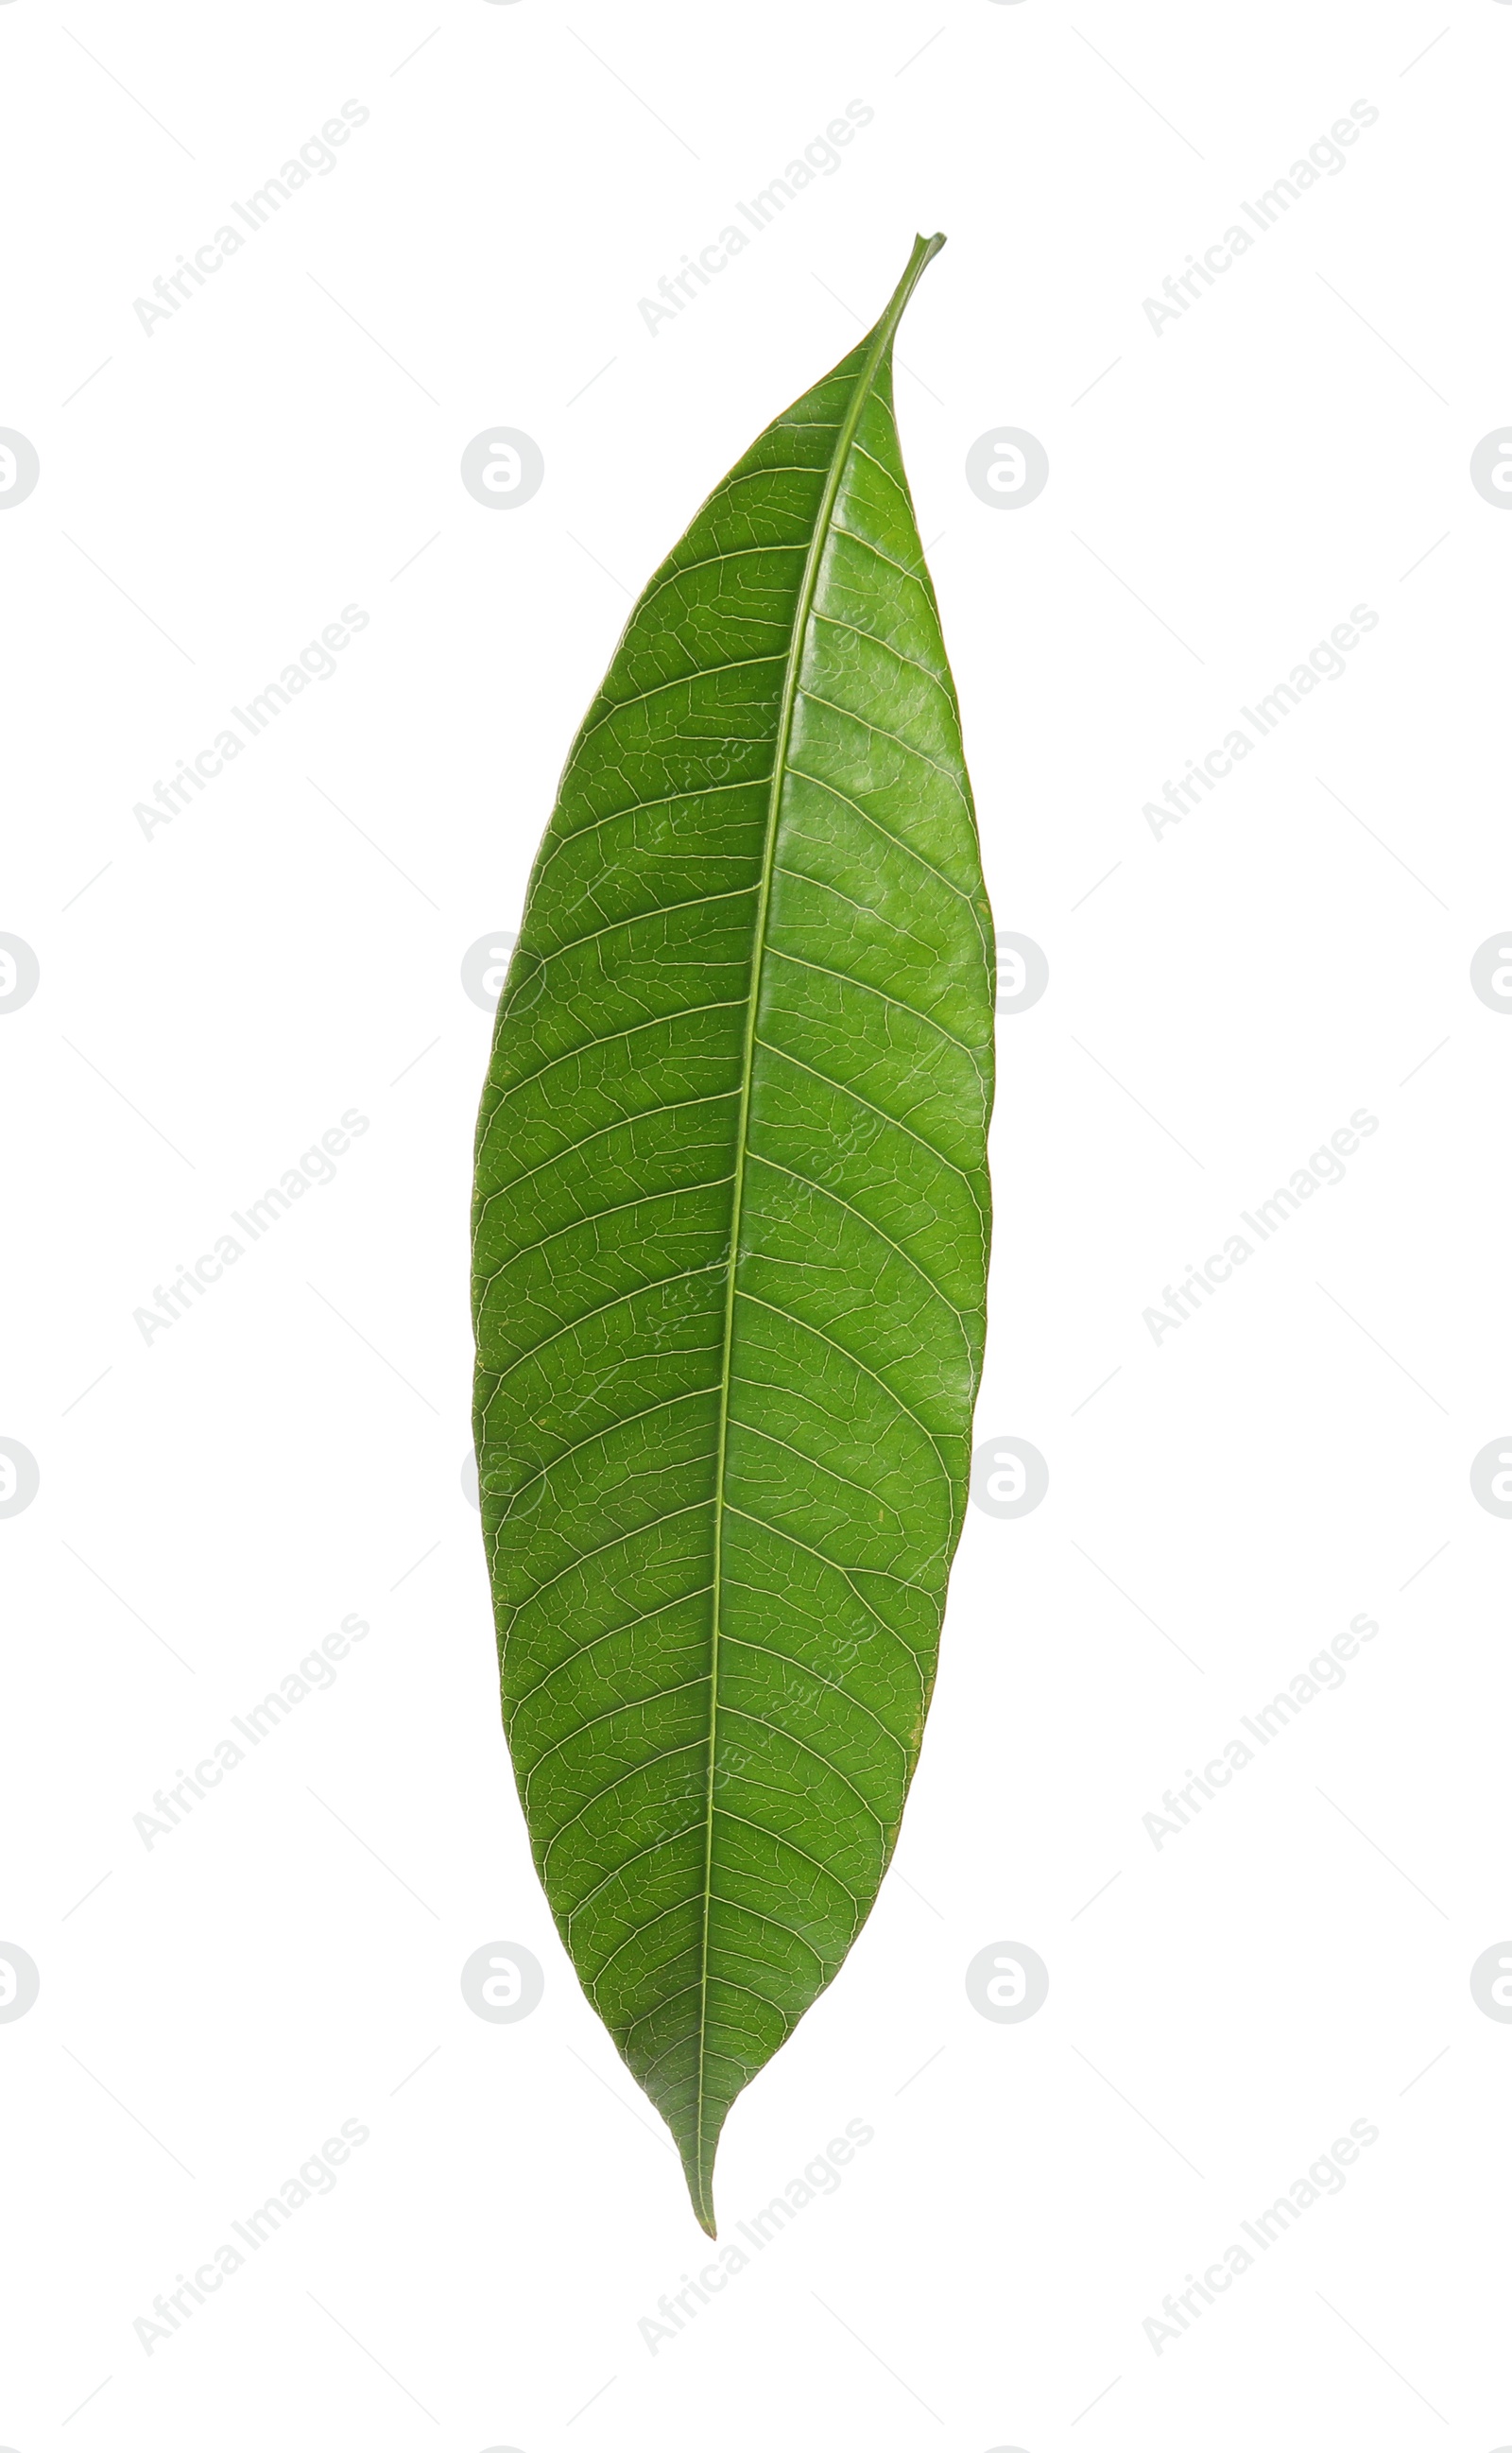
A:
[{"xmin": 878, "ymin": 233, "xmax": 947, "ymax": 340}]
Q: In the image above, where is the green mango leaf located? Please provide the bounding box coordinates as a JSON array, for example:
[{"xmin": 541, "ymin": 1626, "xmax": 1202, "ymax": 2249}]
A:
[{"xmin": 472, "ymin": 233, "xmax": 994, "ymax": 2232}]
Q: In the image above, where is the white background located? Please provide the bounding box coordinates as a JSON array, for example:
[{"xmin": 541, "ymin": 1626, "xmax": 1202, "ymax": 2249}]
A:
[{"xmin": 4, "ymin": 1, "xmax": 1511, "ymax": 2444}]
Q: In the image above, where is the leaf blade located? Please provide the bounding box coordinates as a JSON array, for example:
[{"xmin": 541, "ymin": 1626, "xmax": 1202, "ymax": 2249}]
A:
[{"xmin": 473, "ymin": 234, "xmax": 994, "ymax": 2231}]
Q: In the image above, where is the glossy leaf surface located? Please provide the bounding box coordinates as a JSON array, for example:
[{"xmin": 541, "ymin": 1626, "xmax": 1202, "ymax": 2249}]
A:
[{"xmin": 472, "ymin": 234, "xmax": 994, "ymax": 2230}]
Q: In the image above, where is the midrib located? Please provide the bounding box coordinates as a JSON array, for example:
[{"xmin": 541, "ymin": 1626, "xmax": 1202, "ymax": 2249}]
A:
[{"xmin": 690, "ymin": 237, "xmax": 941, "ymax": 2224}]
